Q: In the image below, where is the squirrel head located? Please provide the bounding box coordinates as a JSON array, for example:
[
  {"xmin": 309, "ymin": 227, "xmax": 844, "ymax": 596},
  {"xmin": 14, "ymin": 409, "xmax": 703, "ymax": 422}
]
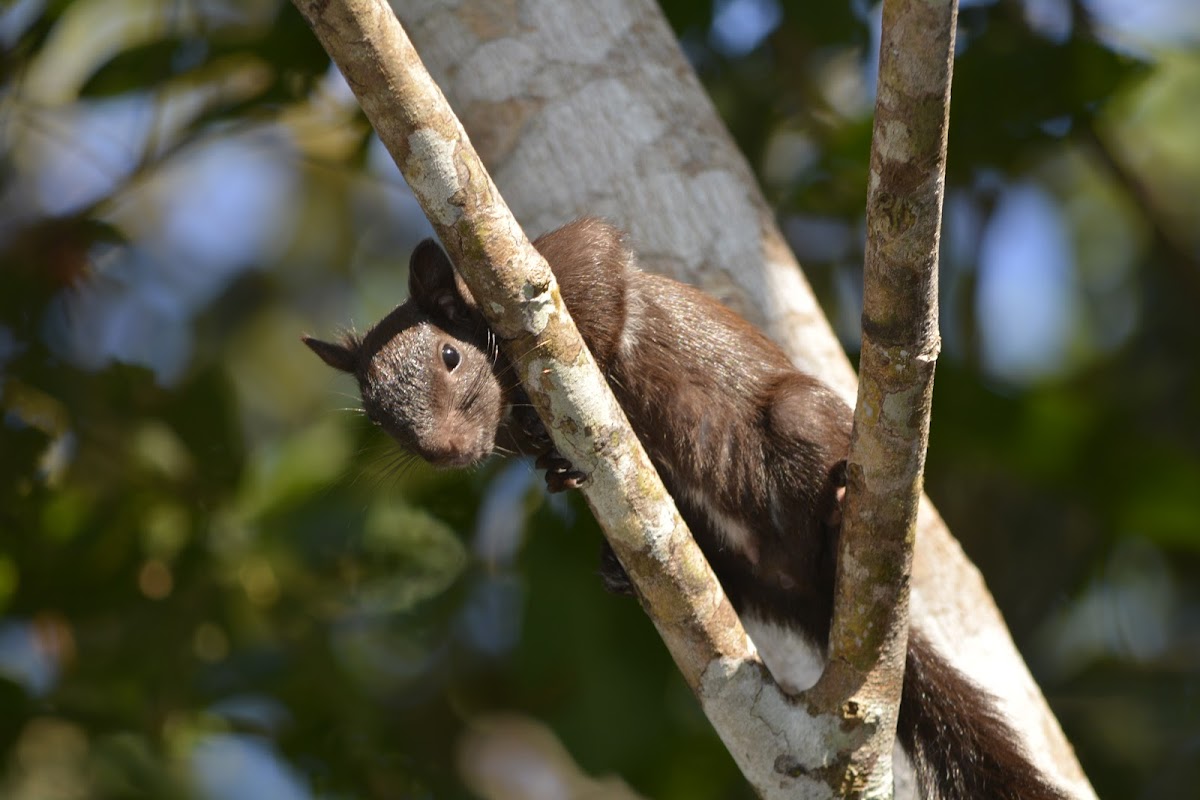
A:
[{"xmin": 303, "ymin": 239, "xmax": 506, "ymax": 468}]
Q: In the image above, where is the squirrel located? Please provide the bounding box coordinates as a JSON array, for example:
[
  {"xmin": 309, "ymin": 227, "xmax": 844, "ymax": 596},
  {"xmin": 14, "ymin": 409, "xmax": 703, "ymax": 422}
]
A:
[{"xmin": 304, "ymin": 218, "xmax": 1069, "ymax": 800}]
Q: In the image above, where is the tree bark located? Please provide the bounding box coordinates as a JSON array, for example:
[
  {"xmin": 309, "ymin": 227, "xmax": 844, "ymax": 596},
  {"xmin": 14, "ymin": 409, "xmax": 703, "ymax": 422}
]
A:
[
  {"xmin": 808, "ymin": 0, "xmax": 954, "ymax": 795},
  {"xmin": 397, "ymin": 1, "xmax": 1094, "ymax": 797}
]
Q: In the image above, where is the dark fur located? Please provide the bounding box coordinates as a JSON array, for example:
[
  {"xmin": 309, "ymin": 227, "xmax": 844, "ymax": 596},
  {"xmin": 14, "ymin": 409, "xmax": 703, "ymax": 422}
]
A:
[{"xmin": 305, "ymin": 218, "xmax": 1069, "ymax": 800}]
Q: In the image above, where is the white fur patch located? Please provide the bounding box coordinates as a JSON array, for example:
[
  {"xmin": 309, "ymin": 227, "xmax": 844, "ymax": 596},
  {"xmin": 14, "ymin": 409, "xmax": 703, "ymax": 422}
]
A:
[
  {"xmin": 679, "ymin": 483, "xmax": 760, "ymax": 564},
  {"xmin": 742, "ymin": 614, "xmax": 824, "ymax": 695}
]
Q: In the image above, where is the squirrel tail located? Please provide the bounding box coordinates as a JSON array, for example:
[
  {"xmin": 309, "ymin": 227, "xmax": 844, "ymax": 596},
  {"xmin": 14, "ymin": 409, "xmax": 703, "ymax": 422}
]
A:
[{"xmin": 897, "ymin": 630, "xmax": 1071, "ymax": 800}]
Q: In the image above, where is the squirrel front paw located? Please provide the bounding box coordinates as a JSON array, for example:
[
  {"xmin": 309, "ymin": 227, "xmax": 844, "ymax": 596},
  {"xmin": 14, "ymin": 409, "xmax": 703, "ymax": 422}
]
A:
[
  {"xmin": 511, "ymin": 399, "xmax": 587, "ymax": 491},
  {"xmin": 536, "ymin": 450, "xmax": 587, "ymax": 493}
]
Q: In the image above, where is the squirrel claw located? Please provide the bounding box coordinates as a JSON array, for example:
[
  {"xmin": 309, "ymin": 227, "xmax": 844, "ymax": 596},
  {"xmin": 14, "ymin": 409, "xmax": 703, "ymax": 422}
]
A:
[
  {"xmin": 546, "ymin": 470, "xmax": 587, "ymax": 493},
  {"xmin": 537, "ymin": 451, "xmax": 586, "ymax": 492},
  {"xmin": 515, "ymin": 397, "xmax": 587, "ymax": 491}
]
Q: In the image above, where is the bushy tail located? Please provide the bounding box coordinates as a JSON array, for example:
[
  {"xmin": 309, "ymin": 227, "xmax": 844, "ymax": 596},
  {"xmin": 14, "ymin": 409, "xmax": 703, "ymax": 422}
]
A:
[{"xmin": 897, "ymin": 631, "xmax": 1070, "ymax": 800}]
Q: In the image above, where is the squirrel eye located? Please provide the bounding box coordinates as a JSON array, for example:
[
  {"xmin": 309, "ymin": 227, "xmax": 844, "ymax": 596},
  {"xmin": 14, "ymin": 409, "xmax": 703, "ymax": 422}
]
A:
[{"xmin": 441, "ymin": 344, "xmax": 461, "ymax": 371}]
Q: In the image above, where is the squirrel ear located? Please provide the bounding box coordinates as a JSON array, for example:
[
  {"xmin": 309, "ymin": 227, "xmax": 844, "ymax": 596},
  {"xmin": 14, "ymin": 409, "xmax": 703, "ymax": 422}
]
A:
[
  {"xmin": 408, "ymin": 238, "xmax": 478, "ymax": 321},
  {"xmin": 302, "ymin": 334, "xmax": 358, "ymax": 374}
]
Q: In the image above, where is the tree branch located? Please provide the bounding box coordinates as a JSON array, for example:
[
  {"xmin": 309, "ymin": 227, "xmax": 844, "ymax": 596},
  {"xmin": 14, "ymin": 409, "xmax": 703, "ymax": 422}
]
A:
[{"xmin": 809, "ymin": 0, "xmax": 955, "ymax": 795}]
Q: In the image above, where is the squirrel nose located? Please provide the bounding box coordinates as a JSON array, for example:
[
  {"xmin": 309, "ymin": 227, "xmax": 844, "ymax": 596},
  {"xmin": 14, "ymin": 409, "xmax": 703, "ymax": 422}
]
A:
[{"xmin": 422, "ymin": 429, "xmax": 486, "ymax": 468}]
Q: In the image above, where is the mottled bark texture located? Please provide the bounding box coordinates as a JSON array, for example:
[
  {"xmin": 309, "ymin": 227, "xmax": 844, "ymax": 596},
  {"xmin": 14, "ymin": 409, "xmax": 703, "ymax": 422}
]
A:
[
  {"xmin": 398, "ymin": 1, "xmax": 1092, "ymax": 796},
  {"xmin": 399, "ymin": 0, "xmax": 852, "ymax": 386},
  {"xmin": 289, "ymin": 2, "xmax": 850, "ymax": 798},
  {"xmin": 806, "ymin": 1, "xmax": 955, "ymax": 797}
]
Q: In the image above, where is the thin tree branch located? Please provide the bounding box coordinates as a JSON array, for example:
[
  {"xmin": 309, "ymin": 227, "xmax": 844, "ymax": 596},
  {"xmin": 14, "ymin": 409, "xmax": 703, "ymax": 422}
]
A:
[{"xmin": 809, "ymin": 0, "xmax": 956, "ymax": 795}]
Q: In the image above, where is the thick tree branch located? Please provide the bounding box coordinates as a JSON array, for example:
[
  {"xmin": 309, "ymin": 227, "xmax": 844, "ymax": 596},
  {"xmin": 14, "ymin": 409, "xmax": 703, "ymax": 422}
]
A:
[{"xmin": 809, "ymin": 0, "xmax": 955, "ymax": 795}]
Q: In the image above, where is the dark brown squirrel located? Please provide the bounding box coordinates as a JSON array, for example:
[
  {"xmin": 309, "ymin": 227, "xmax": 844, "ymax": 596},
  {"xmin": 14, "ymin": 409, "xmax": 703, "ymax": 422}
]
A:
[{"xmin": 304, "ymin": 218, "xmax": 1070, "ymax": 800}]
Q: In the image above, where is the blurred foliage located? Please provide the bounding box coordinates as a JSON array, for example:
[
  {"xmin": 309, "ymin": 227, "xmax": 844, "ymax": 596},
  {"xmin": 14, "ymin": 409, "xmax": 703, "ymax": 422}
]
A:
[{"xmin": 1, "ymin": 0, "xmax": 1198, "ymax": 798}]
